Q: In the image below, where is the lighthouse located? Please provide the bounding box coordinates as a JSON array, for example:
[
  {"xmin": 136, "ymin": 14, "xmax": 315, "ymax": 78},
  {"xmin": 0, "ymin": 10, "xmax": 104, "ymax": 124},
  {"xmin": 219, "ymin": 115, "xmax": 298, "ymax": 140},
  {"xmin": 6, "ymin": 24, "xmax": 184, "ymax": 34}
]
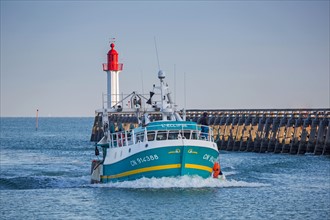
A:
[{"xmin": 102, "ymin": 43, "xmax": 123, "ymax": 109}]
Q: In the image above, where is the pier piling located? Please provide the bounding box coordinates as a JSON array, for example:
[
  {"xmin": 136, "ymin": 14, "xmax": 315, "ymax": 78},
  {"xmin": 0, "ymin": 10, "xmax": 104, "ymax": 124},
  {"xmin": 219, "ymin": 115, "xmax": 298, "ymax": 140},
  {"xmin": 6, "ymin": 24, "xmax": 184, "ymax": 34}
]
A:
[
  {"xmin": 323, "ymin": 120, "xmax": 330, "ymax": 155},
  {"xmin": 314, "ymin": 118, "xmax": 328, "ymax": 155},
  {"xmin": 289, "ymin": 115, "xmax": 303, "ymax": 155},
  {"xmin": 260, "ymin": 116, "xmax": 273, "ymax": 153}
]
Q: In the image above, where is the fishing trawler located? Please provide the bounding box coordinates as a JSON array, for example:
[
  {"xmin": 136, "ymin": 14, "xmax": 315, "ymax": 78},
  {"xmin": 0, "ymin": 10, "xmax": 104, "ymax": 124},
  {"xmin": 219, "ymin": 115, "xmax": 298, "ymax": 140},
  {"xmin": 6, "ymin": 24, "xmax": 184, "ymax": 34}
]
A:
[{"xmin": 90, "ymin": 43, "xmax": 223, "ymax": 183}]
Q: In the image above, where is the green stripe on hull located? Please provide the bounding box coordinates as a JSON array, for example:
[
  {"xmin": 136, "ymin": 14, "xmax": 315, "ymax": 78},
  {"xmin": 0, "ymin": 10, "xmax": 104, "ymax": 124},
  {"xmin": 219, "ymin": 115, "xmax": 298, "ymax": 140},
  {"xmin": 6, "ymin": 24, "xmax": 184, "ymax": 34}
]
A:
[{"xmin": 101, "ymin": 145, "xmax": 219, "ymax": 182}]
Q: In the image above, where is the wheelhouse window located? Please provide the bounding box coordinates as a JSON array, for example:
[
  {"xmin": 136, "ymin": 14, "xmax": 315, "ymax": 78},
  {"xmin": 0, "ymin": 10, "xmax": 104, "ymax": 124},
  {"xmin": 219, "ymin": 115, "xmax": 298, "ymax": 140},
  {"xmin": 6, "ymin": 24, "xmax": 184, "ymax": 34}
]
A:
[
  {"xmin": 191, "ymin": 131, "xmax": 198, "ymax": 139},
  {"xmin": 183, "ymin": 130, "xmax": 191, "ymax": 139},
  {"xmin": 136, "ymin": 133, "xmax": 144, "ymax": 143},
  {"xmin": 168, "ymin": 131, "xmax": 179, "ymax": 140},
  {"xmin": 147, "ymin": 131, "xmax": 155, "ymax": 141},
  {"xmin": 156, "ymin": 131, "xmax": 167, "ymax": 141}
]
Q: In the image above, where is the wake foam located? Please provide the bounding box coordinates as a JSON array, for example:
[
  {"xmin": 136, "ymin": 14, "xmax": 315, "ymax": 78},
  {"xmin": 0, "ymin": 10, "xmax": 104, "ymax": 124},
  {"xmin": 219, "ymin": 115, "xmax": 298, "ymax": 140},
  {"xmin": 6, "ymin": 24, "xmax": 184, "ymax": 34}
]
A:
[{"xmin": 93, "ymin": 175, "xmax": 270, "ymax": 189}]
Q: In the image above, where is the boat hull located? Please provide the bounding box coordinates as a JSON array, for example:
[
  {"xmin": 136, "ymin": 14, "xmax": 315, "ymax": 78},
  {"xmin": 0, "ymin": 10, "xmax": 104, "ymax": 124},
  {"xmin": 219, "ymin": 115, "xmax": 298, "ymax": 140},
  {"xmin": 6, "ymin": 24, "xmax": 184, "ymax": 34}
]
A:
[{"xmin": 99, "ymin": 145, "xmax": 219, "ymax": 182}]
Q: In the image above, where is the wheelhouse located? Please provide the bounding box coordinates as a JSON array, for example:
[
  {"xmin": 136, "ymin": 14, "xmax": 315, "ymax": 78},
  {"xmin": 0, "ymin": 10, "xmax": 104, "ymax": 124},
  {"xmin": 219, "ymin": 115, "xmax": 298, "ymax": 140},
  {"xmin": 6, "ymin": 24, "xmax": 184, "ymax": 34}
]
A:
[{"xmin": 106, "ymin": 121, "xmax": 214, "ymax": 148}]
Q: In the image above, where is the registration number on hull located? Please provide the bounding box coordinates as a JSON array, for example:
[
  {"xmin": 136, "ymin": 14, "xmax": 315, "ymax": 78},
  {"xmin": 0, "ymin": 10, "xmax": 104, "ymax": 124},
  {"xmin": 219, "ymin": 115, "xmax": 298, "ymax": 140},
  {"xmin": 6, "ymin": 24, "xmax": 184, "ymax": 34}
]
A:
[{"xmin": 130, "ymin": 154, "xmax": 159, "ymax": 167}]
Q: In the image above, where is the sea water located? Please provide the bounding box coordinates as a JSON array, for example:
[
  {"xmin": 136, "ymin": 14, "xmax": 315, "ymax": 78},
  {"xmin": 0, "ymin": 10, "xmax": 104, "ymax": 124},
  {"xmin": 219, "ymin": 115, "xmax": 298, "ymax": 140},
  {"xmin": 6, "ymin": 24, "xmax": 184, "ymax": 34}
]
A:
[{"xmin": 0, "ymin": 117, "xmax": 329, "ymax": 220}]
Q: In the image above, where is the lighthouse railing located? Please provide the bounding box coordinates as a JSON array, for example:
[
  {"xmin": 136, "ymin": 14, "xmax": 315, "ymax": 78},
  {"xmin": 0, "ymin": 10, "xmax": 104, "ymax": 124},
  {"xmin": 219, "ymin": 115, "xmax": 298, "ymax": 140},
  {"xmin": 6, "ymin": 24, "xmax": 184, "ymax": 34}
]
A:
[{"xmin": 102, "ymin": 63, "xmax": 123, "ymax": 71}]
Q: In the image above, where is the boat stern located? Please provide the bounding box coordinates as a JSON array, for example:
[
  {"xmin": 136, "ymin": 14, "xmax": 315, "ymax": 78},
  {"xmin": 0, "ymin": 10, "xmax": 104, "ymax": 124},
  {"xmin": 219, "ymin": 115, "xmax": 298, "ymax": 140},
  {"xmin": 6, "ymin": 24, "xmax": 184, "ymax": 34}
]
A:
[{"xmin": 91, "ymin": 160, "xmax": 103, "ymax": 184}]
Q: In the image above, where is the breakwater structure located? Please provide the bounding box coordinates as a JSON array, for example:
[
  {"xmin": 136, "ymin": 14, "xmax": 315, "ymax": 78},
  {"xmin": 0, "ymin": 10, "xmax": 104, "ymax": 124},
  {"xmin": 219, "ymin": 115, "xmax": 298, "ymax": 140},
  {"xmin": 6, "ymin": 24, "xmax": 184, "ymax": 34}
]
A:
[{"xmin": 91, "ymin": 108, "xmax": 330, "ymax": 155}]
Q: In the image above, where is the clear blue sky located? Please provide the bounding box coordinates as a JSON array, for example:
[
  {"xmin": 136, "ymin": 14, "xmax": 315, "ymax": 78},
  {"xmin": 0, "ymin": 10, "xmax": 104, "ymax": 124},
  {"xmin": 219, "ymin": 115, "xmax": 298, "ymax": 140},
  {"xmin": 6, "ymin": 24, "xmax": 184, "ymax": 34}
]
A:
[{"xmin": 1, "ymin": 1, "xmax": 329, "ymax": 117}]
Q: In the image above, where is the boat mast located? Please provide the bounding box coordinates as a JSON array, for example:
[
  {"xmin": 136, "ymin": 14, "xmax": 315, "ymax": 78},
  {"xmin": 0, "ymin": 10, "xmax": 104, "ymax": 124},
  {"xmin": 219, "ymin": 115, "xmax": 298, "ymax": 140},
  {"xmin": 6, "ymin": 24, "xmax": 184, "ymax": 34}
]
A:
[
  {"xmin": 158, "ymin": 70, "xmax": 167, "ymax": 120},
  {"xmin": 155, "ymin": 70, "xmax": 182, "ymax": 121}
]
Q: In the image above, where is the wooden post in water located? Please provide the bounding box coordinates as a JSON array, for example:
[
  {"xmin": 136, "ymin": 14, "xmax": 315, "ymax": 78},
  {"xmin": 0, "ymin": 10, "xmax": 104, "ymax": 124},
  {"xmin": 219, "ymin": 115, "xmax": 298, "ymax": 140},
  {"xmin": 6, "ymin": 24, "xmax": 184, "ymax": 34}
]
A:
[
  {"xmin": 314, "ymin": 118, "xmax": 328, "ymax": 155},
  {"xmin": 274, "ymin": 115, "xmax": 288, "ymax": 153},
  {"xmin": 218, "ymin": 115, "xmax": 227, "ymax": 149},
  {"xmin": 240, "ymin": 115, "xmax": 253, "ymax": 151},
  {"xmin": 221, "ymin": 116, "xmax": 233, "ymax": 150},
  {"xmin": 247, "ymin": 116, "xmax": 259, "ymax": 152},
  {"xmin": 36, "ymin": 109, "xmax": 39, "ymax": 131},
  {"xmin": 307, "ymin": 116, "xmax": 319, "ymax": 153},
  {"xmin": 297, "ymin": 116, "xmax": 312, "ymax": 154},
  {"xmin": 213, "ymin": 116, "xmax": 221, "ymax": 147},
  {"xmin": 254, "ymin": 115, "xmax": 266, "ymax": 152},
  {"xmin": 234, "ymin": 115, "xmax": 245, "ymax": 151},
  {"xmin": 282, "ymin": 115, "xmax": 296, "ymax": 153},
  {"xmin": 323, "ymin": 120, "xmax": 330, "ymax": 155},
  {"xmin": 267, "ymin": 116, "xmax": 281, "ymax": 153},
  {"xmin": 290, "ymin": 115, "xmax": 303, "ymax": 154},
  {"xmin": 260, "ymin": 116, "xmax": 273, "ymax": 153},
  {"xmin": 227, "ymin": 114, "xmax": 239, "ymax": 151}
]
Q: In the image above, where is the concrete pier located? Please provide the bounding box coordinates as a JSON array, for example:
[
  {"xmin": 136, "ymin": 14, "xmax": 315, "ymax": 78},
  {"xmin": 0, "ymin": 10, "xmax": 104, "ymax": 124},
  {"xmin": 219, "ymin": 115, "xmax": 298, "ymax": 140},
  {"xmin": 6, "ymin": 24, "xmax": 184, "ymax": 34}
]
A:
[
  {"xmin": 91, "ymin": 108, "xmax": 330, "ymax": 155},
  {"xmin": 192, "ymin": 109, "xmax": 329, "ymax": 155}
]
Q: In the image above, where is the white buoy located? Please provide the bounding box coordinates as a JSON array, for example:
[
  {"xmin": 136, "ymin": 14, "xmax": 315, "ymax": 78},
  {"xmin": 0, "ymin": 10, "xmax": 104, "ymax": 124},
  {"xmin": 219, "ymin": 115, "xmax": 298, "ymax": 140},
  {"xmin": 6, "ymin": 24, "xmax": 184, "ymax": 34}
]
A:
[{"xmin": 36, "ymin": 109, "xmax": 39, "ymax": 131}]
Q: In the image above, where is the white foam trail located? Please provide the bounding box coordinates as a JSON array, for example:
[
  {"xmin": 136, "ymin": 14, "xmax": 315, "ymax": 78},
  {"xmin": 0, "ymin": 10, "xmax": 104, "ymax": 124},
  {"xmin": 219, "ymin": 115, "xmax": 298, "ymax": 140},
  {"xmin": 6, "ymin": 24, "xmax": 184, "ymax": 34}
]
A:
[
  {"xmin": 92, "ymin": 176, "xmax": 270, "ymax": 189},
  {"xmin": 223, "ymin": 171, "xmax": 236, "ymax": 176}
]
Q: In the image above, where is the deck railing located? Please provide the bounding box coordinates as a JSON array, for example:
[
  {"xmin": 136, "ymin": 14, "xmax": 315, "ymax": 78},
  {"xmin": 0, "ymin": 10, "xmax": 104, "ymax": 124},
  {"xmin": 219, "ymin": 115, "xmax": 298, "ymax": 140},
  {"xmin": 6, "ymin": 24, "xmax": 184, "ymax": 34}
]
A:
[{"xmin": 108, "ymin": 124, "xmax": 214, "ymax": 148}]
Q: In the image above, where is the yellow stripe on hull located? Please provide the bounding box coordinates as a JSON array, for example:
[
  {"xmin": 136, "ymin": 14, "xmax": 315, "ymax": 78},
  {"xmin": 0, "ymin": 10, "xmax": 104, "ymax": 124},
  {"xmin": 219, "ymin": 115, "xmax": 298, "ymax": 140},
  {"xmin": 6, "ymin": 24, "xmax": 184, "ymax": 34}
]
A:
[
  {"xmin": 185, "ymin": 163, "xmax": 213, "ymax": 173},
  {"xmin": 101, "ymin": 164, "xmax": 181, "ymax": 180}
]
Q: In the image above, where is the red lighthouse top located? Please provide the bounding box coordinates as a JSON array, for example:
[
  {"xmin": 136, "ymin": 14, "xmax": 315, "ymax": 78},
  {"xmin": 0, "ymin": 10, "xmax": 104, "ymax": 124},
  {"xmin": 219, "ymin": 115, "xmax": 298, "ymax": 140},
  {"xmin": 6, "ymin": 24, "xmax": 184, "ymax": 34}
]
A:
[{"xmin": 103, "ymin": 43, "xmax": 123, "ymax": 71}]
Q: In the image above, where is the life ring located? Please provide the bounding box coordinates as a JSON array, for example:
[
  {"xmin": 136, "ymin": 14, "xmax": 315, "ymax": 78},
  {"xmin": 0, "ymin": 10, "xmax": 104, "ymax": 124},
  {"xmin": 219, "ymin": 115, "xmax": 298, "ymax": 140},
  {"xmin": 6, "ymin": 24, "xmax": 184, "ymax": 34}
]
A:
[{"xmin": 212, "ymin": 162, "xmax": 221, "ymax": 178}]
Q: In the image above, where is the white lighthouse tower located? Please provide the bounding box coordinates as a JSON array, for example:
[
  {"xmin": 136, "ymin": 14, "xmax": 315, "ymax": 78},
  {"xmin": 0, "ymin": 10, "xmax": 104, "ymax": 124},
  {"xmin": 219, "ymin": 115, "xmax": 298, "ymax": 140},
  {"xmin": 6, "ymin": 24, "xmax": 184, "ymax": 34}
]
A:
[{"xmin": 102, "ymin": 43, "xmax": 123, "ymax": 109}]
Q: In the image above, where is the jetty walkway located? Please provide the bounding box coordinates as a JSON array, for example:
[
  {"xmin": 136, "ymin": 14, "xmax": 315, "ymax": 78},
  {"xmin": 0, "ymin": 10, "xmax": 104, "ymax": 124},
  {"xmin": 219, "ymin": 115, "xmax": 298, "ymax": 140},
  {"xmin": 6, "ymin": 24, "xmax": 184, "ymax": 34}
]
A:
[{"xmin": 91, "ymin": 108, "xmax": 330, "ymax": 155}]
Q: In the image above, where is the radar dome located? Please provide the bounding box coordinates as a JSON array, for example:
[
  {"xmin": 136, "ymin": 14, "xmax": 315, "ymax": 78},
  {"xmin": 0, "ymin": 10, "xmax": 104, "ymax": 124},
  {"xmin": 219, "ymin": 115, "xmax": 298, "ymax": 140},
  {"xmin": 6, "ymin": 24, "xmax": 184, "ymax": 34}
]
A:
[{"xmin": 158, "ymin": 70, "xmax": 165, "ymax": 79}]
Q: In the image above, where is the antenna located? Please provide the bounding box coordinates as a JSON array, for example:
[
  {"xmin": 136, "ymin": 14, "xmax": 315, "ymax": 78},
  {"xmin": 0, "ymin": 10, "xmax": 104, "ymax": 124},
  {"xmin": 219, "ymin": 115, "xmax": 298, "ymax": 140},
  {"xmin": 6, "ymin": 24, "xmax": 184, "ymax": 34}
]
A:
[
  {"xmin": 154, "ymin": 36, "xmax": 161, "ymax": 70},
  {"xmin": 141, "ymin": 70, "xmax": 145, "ymax": 95},
  {"xmin": 109, "ymin": 37, "xmax": 116, "ymax": 44},
  {"xmin": 184, "ymin": 72, "xmax": 187, "ymax": 109},
  {"xmin": 174, "ymin": 64, "xmax": 176, "ymax": 104}
]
